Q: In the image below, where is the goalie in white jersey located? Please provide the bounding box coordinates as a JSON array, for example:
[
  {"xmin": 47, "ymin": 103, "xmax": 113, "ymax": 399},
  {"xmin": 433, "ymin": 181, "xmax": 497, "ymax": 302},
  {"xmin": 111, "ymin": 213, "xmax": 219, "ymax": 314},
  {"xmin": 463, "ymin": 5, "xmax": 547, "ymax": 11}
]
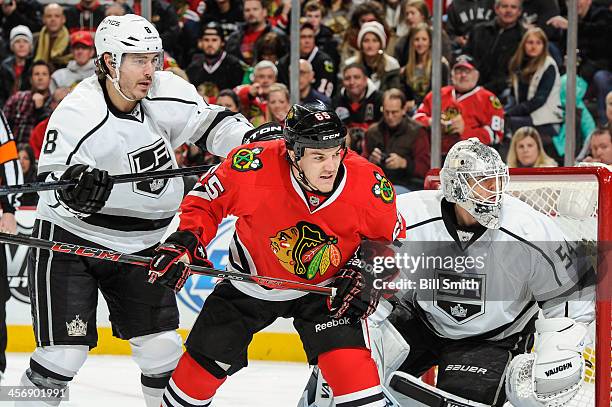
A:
[
  {"xmin": 18, "ymin": 14, "xmax": 254, "ymax": 407},
  {"xmin": 301, "ymin": 138, "xmax": 595, "ymax": 407}
]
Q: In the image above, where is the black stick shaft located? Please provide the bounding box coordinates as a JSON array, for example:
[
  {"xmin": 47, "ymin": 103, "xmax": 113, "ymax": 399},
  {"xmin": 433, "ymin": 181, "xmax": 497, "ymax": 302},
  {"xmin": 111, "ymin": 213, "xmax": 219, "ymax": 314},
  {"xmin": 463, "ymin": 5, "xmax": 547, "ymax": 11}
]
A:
[
  {"xmin": 0, "ymin": 164, "xmax": 215, "ymax": 196},
  {"xmin": 0, "ymin": 233, "xmax": 334, "ymax": 296}
]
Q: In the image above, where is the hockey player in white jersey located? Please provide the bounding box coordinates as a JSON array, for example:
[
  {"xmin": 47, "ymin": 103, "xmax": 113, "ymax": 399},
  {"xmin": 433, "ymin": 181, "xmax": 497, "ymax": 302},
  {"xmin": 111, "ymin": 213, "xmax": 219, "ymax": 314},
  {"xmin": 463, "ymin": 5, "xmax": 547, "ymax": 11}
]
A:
[
  {"xmin": 17, "ymin": 14, "xmax": 254, "ymax": 407},
  {"xmin": 301, "ymin": 138, "xmax": 594, "ymax": 406}
]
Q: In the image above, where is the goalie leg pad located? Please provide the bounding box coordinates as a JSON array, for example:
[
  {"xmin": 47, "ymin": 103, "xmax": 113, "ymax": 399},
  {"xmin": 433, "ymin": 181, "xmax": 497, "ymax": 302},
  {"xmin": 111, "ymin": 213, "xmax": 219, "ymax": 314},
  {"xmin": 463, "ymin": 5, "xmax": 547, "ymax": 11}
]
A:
[{"xmin": 318, "ymin": 348, "xmax": 386, "ymax": 406}]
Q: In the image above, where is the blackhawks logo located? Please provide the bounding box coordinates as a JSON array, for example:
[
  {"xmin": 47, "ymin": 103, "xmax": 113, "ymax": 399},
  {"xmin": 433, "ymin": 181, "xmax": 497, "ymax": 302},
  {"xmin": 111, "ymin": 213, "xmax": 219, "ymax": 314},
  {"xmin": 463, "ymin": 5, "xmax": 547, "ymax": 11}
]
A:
[
  {"xmin": 372, "ymin": 172, "xmax": 394, "ymax": 204},
  {"xmin": 231, "ymin": 147, "xmax": 263, "ymax": 171},
  {"xmin": 270, "ymin": 221, "xmax": 341, "ymax": 280},
  {"xmin": 490, "ymin": 95, "xmax": 502, "ymax": 109}
]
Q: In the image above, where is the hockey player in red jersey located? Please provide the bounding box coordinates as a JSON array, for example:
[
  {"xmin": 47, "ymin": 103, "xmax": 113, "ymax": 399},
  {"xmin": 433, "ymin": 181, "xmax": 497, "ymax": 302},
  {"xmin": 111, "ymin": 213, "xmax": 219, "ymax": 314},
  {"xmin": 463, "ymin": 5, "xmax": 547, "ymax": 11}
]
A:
[{"xmin": 148, "ymin": 101, "xmax": 406, "ymax": 407}]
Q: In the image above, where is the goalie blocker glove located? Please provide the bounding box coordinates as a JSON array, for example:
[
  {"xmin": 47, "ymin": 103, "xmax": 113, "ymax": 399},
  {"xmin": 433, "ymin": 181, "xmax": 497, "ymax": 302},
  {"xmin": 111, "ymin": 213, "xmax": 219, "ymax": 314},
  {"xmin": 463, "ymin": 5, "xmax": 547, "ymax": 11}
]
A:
[
  {"xmin": 148, "ymin": 230, "xmax": 213, "ymax": 292},
  {"xmin": 55, "ymin": 164, "xmax": 114, "ymax": 215}
]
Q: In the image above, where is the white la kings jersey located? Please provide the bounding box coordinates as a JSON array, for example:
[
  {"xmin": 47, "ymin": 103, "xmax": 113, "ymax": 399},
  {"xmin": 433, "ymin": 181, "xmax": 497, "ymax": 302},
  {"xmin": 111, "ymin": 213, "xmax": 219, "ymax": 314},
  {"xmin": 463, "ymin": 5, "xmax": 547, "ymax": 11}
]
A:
[
  {"xmin": 395, "ymin": 190, "xmax": 594, "ymax": 340},
  {"xmin": 36, "ymin": 72, "xmax": 252, "ymax": 253}
]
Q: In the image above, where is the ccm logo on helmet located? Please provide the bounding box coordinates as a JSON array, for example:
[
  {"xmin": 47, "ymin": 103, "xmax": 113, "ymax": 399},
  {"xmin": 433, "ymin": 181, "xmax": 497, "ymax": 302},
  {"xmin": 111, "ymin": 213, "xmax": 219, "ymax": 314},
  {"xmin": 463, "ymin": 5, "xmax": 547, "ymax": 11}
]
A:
[{"xmin": 322, "ymin": 133, "xmax": 340, "ymax": 141}]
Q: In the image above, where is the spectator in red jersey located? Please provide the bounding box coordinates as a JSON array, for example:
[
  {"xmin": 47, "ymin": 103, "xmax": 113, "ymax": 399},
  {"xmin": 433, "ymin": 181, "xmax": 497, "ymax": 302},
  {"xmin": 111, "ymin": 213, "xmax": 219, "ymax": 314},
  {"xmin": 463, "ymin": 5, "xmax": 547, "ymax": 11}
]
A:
[
  {"xmin": 34, "ymin": 3, "xmax": 72, "ymax": 71},
  {"xmin": 414, "ymin": 55, "xmax": 504, "ymax": 157},
  {"xmin": 234, "ymin": 60, "xmax": 277, "ymax": 125},
  {"xmin": 225, "ymin": 0, "xmax": 287, "ymax": 65},
  {"xmin": 332, "ymin": 63, "xmax": 383, "ymax": 154},
  {"xmin": 64, "ymin": 0, "xmax": 107, "ymax": 33},
  {"xmin": 0, "ymin": 25, "xmax": 33, "ymax": 107},
  {"xmin": 3, "ymin": 60, "xmax": 52, "ymax": 144}
]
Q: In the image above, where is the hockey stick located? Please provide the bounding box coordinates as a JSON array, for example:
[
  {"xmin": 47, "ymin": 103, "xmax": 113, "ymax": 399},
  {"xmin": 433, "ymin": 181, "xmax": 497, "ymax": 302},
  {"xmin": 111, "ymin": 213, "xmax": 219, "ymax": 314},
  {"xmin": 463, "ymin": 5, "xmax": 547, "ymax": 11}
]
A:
[
  {"xmin": 0, "ymin": 164, "xmax": 216, "ymax": 196},
  {"xmin": 0, "ymin": 232, "xmax": 336, "ymax": 297}
]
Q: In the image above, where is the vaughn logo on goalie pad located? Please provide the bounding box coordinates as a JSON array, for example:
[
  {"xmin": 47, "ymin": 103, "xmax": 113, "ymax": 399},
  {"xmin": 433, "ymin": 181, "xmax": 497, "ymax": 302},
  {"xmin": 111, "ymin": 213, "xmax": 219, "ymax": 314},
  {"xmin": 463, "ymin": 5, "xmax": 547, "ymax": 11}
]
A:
[{"xmin": 128, "ymin": 138, "xmax": 173, "ymax": 198}]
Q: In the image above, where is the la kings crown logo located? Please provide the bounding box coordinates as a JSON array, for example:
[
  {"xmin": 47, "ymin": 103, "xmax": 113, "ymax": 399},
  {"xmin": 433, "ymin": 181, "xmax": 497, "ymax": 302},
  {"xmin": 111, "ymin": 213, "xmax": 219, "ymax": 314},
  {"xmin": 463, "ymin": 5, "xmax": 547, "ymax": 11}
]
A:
[{"xmin": 128, "ymin": 138, "xmax": 173, "ymax": 198}]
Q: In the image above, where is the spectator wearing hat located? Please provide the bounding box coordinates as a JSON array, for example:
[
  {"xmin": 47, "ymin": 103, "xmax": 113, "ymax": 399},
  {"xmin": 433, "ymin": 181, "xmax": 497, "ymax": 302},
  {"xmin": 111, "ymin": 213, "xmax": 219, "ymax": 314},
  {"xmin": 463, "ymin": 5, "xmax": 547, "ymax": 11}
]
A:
[
  {"xmin": 186, "ymin": 22, "xmax": 244, "ymax": 103},
  {"xmin": 34, "ymin": 4, "xmax": 72, "ymax": 71},
  {"xmin": 414, "ymin": 55, "xmax": 505, "ymax": 156},
  {"xmin": 225, "ymin": 0, "xmax": 287, "ymax": 65},
  {"xmin": 0, "ymin": 25, "xmax": 33, "ymax": 106},
  {"xmin": 277, "ymin": 21, "xmax": 336, "ymax": 98},
  {"xmin": 49, "ymin": 31, "xmax": 95, "ymax": 94},
  {"xmin": 3, "ymin": 60, "xmax": 52, "ymax": 144},
  {"xmin": 344, "ymin": 20, "xmax": 401, "ymax": 92},
  {"xmin": 64, "ymin": 0, "xmax": 107, "ymax": 33},
  {"xmin": 298, "ymin": 59, "xmax": 331, "ymax": 106}
]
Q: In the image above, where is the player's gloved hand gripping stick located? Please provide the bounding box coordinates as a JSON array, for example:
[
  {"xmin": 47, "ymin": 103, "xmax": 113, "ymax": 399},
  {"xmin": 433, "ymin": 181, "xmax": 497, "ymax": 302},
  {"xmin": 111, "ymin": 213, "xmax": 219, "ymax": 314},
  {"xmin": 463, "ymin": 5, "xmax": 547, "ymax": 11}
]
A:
[
  {"xmin": 0, "ymin": 232, "xmax": 336, "ymax": 296},
  {"xmin": 0, "ymin": 163, "xmax": 217, "ymax": 196}
]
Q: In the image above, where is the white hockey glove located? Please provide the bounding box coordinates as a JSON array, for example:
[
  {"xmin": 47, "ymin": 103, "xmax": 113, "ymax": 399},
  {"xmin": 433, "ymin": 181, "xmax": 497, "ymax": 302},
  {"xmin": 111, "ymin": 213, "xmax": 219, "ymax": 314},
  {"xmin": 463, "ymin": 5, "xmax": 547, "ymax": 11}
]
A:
[{"xmin": 505, "ymin": 317, "xmax": 588, "ymax": 407}]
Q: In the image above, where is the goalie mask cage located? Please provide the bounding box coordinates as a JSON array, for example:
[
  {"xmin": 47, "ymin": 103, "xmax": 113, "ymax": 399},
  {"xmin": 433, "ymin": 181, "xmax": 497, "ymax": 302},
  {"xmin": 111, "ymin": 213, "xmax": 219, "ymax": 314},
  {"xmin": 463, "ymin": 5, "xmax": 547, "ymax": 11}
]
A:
[{"xmin": 423, "ymin": 166, "xmax": 612, "ymax": 407}]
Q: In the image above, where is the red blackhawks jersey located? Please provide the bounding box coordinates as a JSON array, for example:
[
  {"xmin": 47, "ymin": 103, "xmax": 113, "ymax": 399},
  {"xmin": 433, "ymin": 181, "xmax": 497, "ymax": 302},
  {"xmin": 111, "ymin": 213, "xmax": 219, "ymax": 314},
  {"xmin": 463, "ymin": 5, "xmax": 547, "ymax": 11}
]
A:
[
  {"xmin": 414, "ymin": 85, "xmax": 504, "ymax": 155},
  {"xmin": 179, "ymin": 140, "xmax": 406, "ymax": 301}
]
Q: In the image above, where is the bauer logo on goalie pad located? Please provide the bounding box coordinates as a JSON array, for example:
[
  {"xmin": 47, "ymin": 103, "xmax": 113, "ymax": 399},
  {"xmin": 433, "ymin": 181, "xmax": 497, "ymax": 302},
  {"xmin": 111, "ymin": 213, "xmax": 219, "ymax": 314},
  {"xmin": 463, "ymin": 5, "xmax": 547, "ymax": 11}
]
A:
[
  {"xmin": 434, "ymin": 271, "xmax": 485, "ymax": 324},
  {"xmin": 128, "ymin": 138, "xmax": 173, "ymax": 198}
]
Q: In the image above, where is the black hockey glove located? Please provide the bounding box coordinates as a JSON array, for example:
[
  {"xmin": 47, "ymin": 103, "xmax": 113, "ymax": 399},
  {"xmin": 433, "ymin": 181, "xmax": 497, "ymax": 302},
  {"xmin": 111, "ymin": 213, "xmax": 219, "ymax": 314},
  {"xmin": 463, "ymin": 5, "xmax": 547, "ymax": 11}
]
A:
[
  {"xmin": 56, "ymin": 164, "xmax": 114, "ymax": 215},
  {"xmin": 328, "ymin": 257, "xmax": 381, "ymax": 321},
  {"xmin": 242, "ymin": 122, "xmax": 284, "ymax": 144},
  {"xmin": 148, "ymin": 230, "xmax": 213, "ymax": 292}
]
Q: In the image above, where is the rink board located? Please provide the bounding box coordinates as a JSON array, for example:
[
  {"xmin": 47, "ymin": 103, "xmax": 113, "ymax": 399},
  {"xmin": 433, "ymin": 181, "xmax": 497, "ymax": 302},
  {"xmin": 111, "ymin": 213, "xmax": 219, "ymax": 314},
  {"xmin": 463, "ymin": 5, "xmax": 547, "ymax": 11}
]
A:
[{"xmin": 4, "ymin": 209, "xmax": 306, "ymax": 361}]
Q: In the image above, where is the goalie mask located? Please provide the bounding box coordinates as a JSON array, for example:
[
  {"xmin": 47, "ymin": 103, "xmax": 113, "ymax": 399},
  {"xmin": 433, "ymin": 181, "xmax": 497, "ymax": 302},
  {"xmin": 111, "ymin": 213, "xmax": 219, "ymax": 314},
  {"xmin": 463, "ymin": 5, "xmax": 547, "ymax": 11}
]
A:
[
  {"xmin": 440, "ymin": 138, "xmax": 509, "ymax": 229},
  {"xmin": 95, "ymin": 14, "xmax": 163, "ymax": 101}
]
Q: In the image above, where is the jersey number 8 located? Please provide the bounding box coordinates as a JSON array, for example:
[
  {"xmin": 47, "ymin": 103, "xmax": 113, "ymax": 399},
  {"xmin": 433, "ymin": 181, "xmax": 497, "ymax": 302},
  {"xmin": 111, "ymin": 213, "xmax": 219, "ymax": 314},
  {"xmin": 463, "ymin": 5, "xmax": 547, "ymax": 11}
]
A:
[{"xmin": 43, "ymin": 129, "xmax": 59, "ymax": 154}]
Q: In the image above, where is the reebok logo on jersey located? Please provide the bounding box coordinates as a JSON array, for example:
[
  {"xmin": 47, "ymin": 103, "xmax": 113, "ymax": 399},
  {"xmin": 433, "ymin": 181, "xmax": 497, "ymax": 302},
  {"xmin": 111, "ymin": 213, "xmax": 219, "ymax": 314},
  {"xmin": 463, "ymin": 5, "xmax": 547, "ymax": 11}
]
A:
[
  {"xmin": 315, "ymin": 317, "xmax": 350, "ymax": 332},
  {"xmin": 545, "ymin": 362, "xmax": 572, "ymax": 377},
  {"xmin": 445, "ymin": 365, "xmax": 487, "ymax": 375}
]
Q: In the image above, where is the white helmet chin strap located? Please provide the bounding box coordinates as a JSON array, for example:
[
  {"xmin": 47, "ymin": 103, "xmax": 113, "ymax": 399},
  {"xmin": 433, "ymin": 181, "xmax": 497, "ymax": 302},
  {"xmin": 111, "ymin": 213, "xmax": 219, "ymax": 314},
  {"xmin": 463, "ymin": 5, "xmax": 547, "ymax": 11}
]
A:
[{"xmin": 106, "ymin": 73, "xmax": 138, "ymax": 103}]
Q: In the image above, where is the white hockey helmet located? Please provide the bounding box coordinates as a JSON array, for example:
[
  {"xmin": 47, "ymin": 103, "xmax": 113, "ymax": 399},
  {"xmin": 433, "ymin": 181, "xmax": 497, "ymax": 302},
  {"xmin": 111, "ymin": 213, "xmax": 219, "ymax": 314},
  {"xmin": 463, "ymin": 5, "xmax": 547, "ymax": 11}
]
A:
[
  {"xmin": 95, "ymin": 14, "xmax": 163, "ymax": 100},
  {"xmin": 440, "ymin": 138, "xmax": 509, "ymax": 229}
]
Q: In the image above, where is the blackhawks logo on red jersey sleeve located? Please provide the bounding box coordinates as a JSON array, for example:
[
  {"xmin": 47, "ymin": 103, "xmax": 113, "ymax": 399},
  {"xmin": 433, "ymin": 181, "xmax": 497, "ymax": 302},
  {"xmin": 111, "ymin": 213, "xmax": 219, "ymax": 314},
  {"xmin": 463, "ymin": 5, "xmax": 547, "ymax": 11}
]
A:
[
  {"xmin": 269, "ymin": 221, "xmax": 342, "ymax": 280},
  {"xmin": 372, "ymin": 172, "xmax": 395, "ymax": 204},
  {"xmin": 231, "ymin": 147, "xmax": 264, "ymax": 172}
]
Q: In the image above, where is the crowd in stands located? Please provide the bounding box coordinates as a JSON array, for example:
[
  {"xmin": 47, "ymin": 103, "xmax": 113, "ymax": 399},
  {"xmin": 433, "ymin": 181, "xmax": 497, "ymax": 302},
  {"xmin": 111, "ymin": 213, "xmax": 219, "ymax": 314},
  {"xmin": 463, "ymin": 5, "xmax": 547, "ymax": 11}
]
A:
[{"xmin": 1, "ymin": 0, "xmax": 611, "ymax": 197}]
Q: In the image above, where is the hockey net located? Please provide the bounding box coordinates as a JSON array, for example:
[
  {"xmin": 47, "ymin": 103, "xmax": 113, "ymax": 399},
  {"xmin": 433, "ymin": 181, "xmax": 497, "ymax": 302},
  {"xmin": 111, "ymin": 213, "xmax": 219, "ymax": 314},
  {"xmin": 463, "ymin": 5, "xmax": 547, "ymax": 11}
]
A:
[{"xmin": 423, "ymin": 165, "xmax": 612, "ymax": 407}]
